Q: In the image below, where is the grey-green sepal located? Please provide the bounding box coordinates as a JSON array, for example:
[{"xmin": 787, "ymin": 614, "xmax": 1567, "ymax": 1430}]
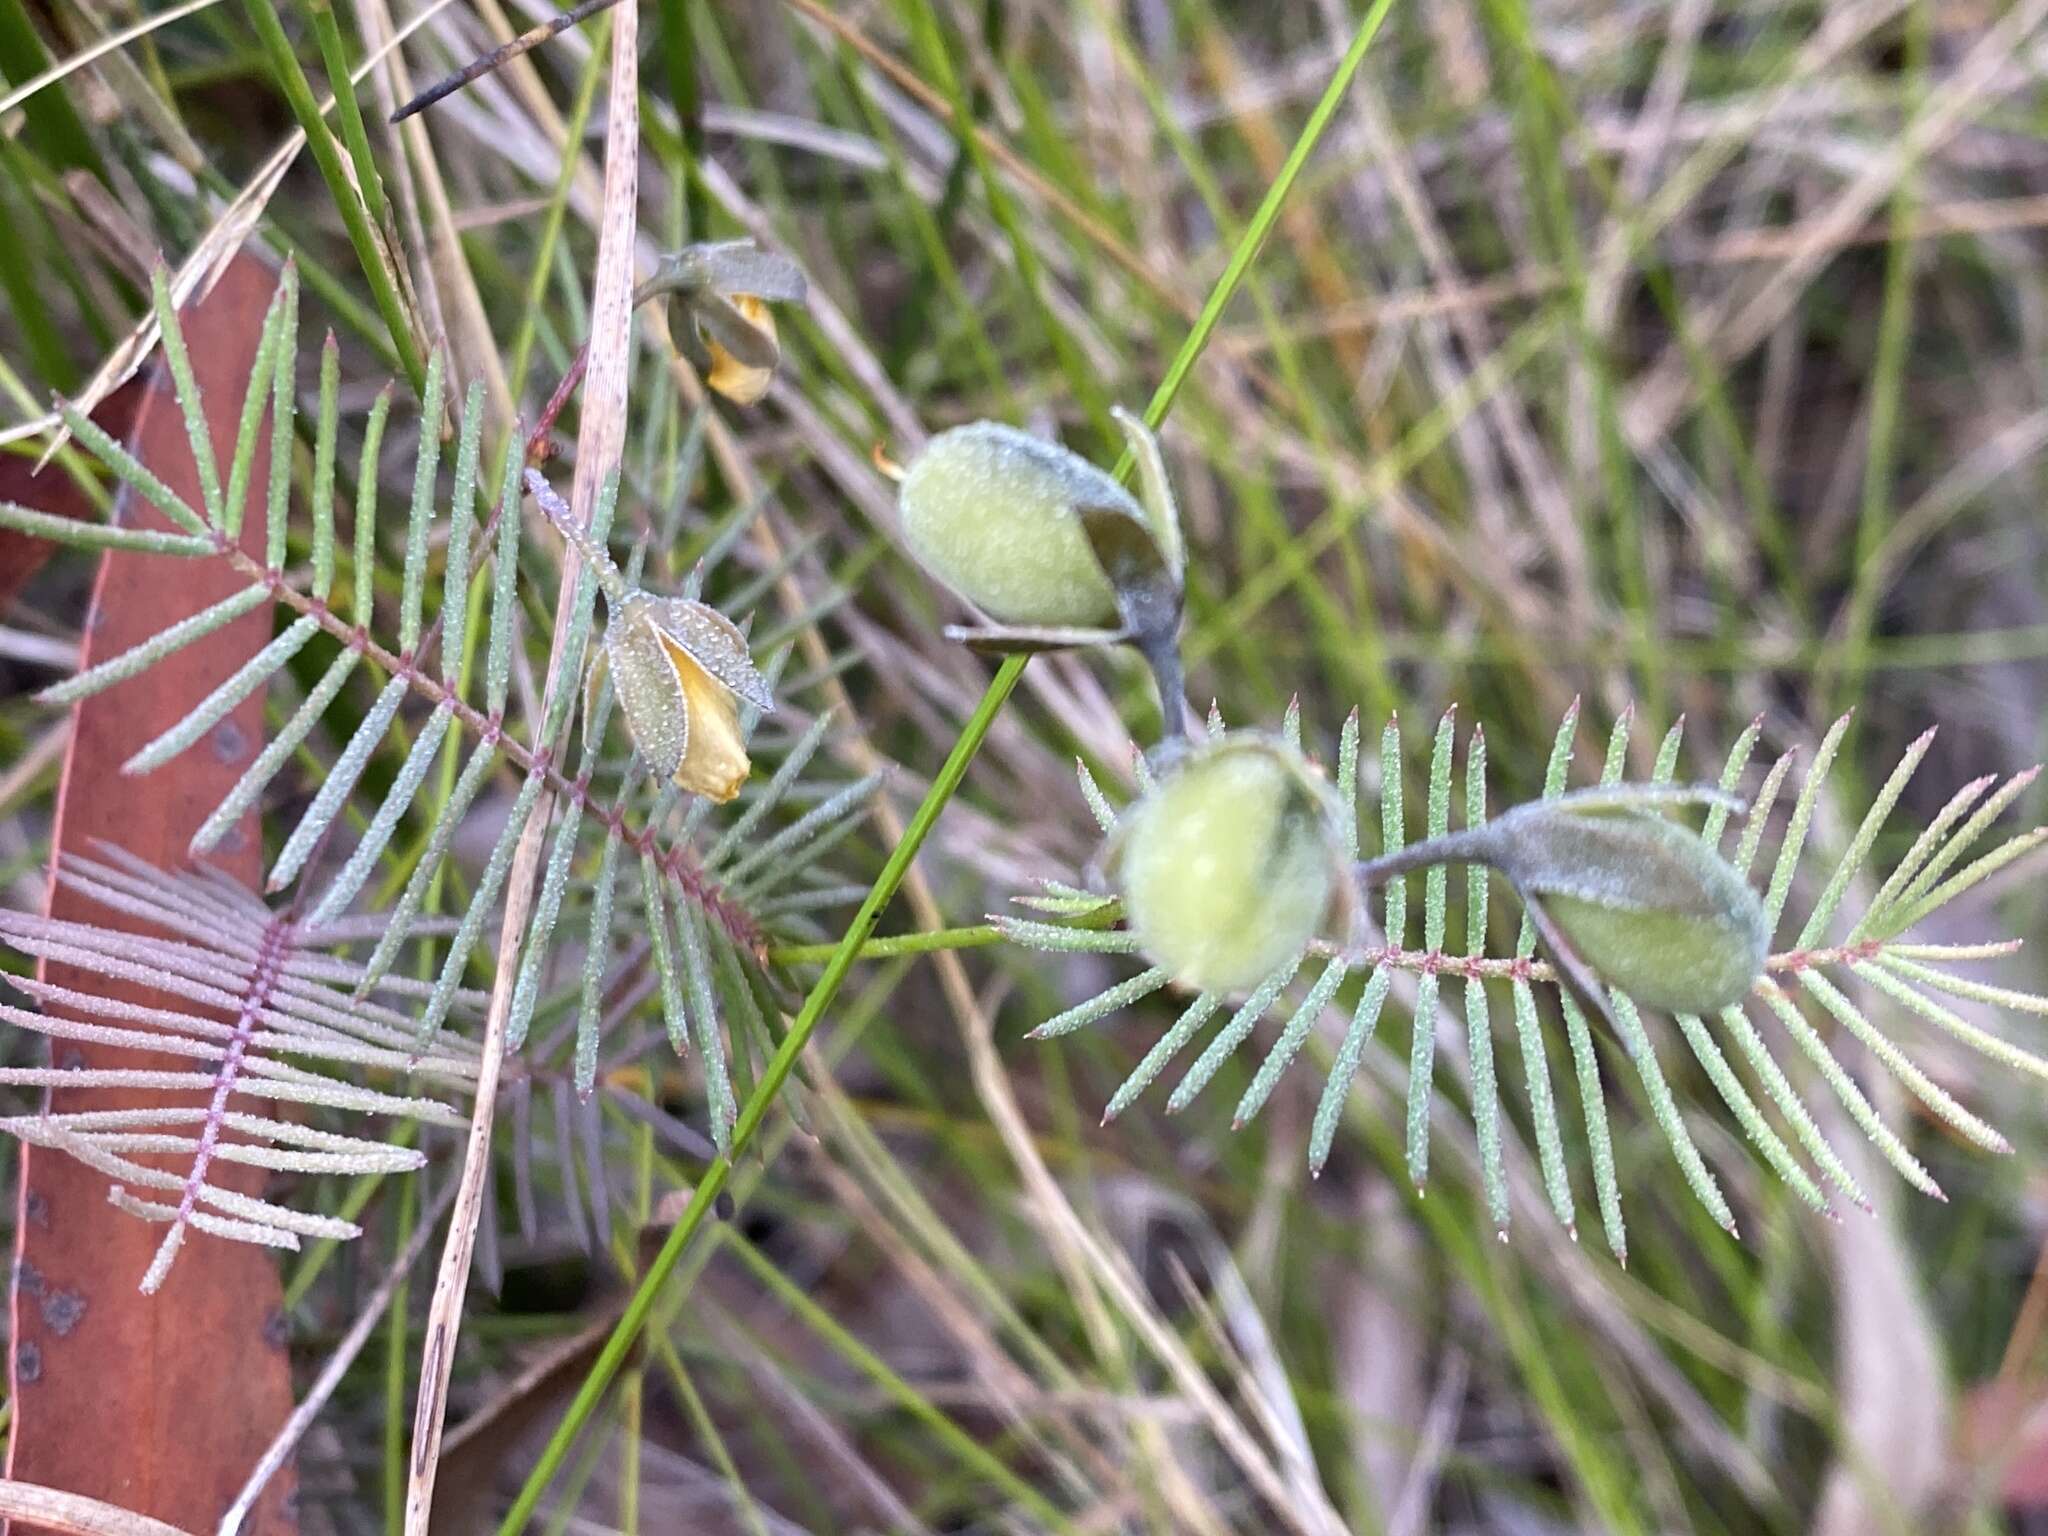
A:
[
  {"xmin": 598, "ymin": 611, "xmax": 689, "ymax": 783},
  {"xmin": 637, "ymin": 595, "xmax": 773, "ymax": 712},
  {"xmin": 635, "ymin": 240, "xmax": 806, "ymax": 405},
  {"xmin": 637, "ymin": 240, "xmax": 809, "ymax": 307}
]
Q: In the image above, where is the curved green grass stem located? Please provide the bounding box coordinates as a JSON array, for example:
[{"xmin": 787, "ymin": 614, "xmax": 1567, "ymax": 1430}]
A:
[
  {"xmin": 766, "ymin": 922, "xmax": 1001, "ymax": 966},
  {"xmin": 496, "ymin": 1, "xmax": 1398, "ymax": 1523}
]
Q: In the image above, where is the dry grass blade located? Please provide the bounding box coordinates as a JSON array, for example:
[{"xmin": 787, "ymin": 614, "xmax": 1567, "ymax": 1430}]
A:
[
  {"xmin": 1624, "ymin": 0, "xmax": 2048, "ymax": 442},
  {"xmin": 220, "ymin": 1176, "xmax": 461, "ymax": 1536},
  {"xmin": 0, "ymin": 0, "xmax": 224, "ymax": 120},
  {"xmin": 0, "ymin": 1481, "xmax": 197, "ymax": 1536},
  {"xmin": 0, "ymin": 0, "xmax": 464, "ymax": 461},
  {"xmin": 400, "ymin": 2, "xmax": 641, "ymax": 1530}
]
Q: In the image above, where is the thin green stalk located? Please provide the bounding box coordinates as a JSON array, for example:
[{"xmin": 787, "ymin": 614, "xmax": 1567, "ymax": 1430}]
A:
[
  {"xmin": 306, "ymin": 0, "xmax": 392, "ymax": 234},
  {"xmin": 505, "ymin": 24, "xmax": 608, "ymax": 407},
  {"xmin": 1091, "ymin": 0, "xmax": 1392, "ymax": 715},
  {"xmin": 724, "ymin": 1231, "xmax": 1076, "ymax": 1531},
  {"xmin": 384, "ymin": 1172, "xmax": 417, "ymax": 1536},
  {"xmin": 496, "ymin": 654, "xmax": 1027, "ymax": 1533},
  {"xmin": 899, "ymin": 0, "xmax": 1115, "ymax": 447},
  {"xmin": 655, "ymin": 0, "xmax": 707, "ymax": 238},
  {"xmin": 494, "ymin": 7, "xmax": 1395, "ymax": 1522},
  {"xmin": 766, "ymin": 923, "xmax": 999, "ymax": 966},
  {"xmin": 1834, "ymin": 0, "xmax": 1929, "ymax": 723},
  {"xmin": 242, "ymin": 0, "xmax": 425, "ymax": 394}
]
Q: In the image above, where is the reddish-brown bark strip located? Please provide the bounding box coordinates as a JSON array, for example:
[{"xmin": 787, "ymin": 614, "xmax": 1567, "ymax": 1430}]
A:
[{"xmin": 7, "ymin": 252, "xmax": 297, "ymax": 1536}]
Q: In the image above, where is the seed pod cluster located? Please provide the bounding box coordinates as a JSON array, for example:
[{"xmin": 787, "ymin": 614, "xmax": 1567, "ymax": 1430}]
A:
[
  {"xmin": 898, "ymin": 413, "xmax": 1767, "ymax": 1031},
  {"xmin": 1113, "ymin": 736, "xmax": 1344, "ymax": 994}
]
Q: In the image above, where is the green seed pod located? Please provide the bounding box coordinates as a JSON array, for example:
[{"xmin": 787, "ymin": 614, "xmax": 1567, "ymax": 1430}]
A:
[
  {"xmin": 1504, "ymin": 799, "xmax": 1768, "ymax": 1015},
  {"xmin": 897, "ymin": 412, "xmax": 1193, "ymax": 741},
  {"xmin": 898, "ymin": 421, "xmax": 1131, "ymax": 629},
  {"xmin": 1357, "ymin": 785, "xmax": 1768, "ymax": 1015},
  {"xmin": 1115, "ymin": 736, "xmax": 1343, "ymax": 994}
]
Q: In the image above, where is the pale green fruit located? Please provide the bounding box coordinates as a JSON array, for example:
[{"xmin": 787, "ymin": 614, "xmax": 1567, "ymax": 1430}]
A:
[
  {"xmin": 897, "ymin": 422, "xmax": 1133, "ymax": 629},
  {"xmin": 1117, "ymin": 738, "xmax": 1340, "ymax": 994},
  {"xmin": 1510, "ymin": 804, "xmax": 1768, "ymax": 1015}
]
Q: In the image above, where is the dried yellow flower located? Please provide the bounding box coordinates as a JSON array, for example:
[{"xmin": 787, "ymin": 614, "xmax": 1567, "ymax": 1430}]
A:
[
  {"xmin": 703, "ymin": 294, "xmax": 776, "ymax": 407},
  {"xmin": 528, "ymin": 469, "xmax": 772, "ymax": 802},
  {"xmin": 597, "ymin": 595, "xmax": 770, "ymax": 803},
  {"xmin": 636, "ymin": 241, "xmax": 807, "ymax": 408}
]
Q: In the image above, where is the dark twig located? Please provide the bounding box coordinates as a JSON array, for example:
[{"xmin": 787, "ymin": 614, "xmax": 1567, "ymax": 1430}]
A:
[{"xmin": 390, "ymin": 0, "xmax": 628, "ymax": 122}]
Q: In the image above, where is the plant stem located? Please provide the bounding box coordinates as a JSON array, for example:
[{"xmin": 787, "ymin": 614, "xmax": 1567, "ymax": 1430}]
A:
[
  {"xmin": 305, "ymin": 0, "xmax": 392, "ymax": 234},
  {"xmin": 494, "ymin": 0, "xmax": 1398, "ymax": 1522},
  {"xmin": 495, "ymin": 653, "xmax": 1027, "ymax": 1534},
  {"xmin": 241, "ymin": 0, "xmax": 425, "ymax": 395},
  {"xmin": 766, "ymin": 923, "xmax": 1001, "ymax": 967}
]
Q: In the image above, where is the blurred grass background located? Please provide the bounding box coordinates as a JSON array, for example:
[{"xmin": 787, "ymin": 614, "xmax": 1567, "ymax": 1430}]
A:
[{"xmin": 5, "ymin": 0, "xmax": 2048, "ymax": 1530}]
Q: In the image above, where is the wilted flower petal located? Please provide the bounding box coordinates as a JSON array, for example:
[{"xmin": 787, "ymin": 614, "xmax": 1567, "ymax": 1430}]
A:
[
  {"xmin": 525, "ymin": 465, "xmax": 771, "ymax": 801},
  {"xmin": 633, "ymin": 595, "xmax": 771, "ymax": 803},
  {"xmin": 702, "ymin": 294, "xmax": 777, "ymax": 405},
  {"xmin": 645, "ymin": 596, "xmax": 774, "ymax": 711},
  {"xmin": 658, "ymin": 632, "xmax": 750, "ymax": 801},
  {"xmin": 662, "ymin": 240, "xmax": 809, "ymax": 304},
  {"xmin": 637, "ymin": 241, "xmax": 806, "ymax": 408}
]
